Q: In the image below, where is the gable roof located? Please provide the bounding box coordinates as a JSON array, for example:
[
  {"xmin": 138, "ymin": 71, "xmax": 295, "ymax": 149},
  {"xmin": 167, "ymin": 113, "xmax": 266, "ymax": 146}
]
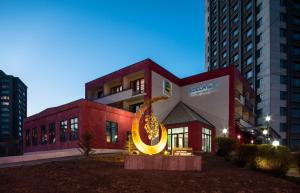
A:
[{"xmin": 163, "ymin": 102, "xmax": 214, "ymax": 127}]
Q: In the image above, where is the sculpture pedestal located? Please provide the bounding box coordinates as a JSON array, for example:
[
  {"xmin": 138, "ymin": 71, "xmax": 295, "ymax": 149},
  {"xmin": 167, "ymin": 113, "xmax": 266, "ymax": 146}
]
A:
[{"xmin": 124, "ymin": 155, "xmax": 202, "ymax": 171}]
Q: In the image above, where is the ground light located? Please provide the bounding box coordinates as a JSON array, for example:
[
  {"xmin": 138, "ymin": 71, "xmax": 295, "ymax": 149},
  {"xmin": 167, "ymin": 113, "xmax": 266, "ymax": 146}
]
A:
[{"xmin": 272, "ymin": 140, "xmax": 280, "ymax": 147}]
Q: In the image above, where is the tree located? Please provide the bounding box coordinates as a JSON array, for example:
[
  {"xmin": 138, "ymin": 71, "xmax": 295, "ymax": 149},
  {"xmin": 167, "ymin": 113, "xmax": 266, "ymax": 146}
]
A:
[{"xmin": 78, "ymin": 130, "xmax": 95, "ymax": 157}]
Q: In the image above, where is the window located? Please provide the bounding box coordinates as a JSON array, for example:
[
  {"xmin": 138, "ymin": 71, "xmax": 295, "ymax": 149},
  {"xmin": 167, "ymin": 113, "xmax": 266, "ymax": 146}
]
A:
[
  {"xmin": 130, "ymin": 78, "xmax": 144, "ymax": 95},
  {"xmin": 246, "ymin": 15, "xmax": 252, "ymax": 24},
  {"xmin": 222, "ymin": 17, "xmax": 227, "ymax": 24},
  {"xmin": 246, "ymin": 56, "xmax": 253, "ymax": 66},
  {"xmin": 25, "ymin": 129, "xmax": 31, "ymax": 146},
  {"xmin": 280, "ymin": 13, "xmax": 287, "ymax": 22},
  {"xmin": 280, "ymin": 59, "xmax": 287, "ymax": 68},
  {"xmin": 213, "ymin": 39, "xmax": 217, "ymax": 46},
  {"xmin": 292, "ymin": 78, "xmax": 300, "ymax": 87},
  {"xmin": 256, "ymin": 78, "xmax": 262, "ymax": 88},
  {"xmin": 280, "ymin": 123, "xmax": 287, "ymax": 132},
  {"xmin": 233, "ymin": 41, "xmax": 238, "ymax": 49},
  {"xmin": 49, "ymin": 123, "xmax": 56, "ymax": 144},
  {"xmin": 293, "ymin": 32, "xmax": 300, "ymax": 40},
  {"xmin": 222, "ymin": 40, "xmax": 227, "ymax": 47},
  {"xmin": 280, "ymin": 75, "xmax": 288, "ymax": 84},
  {"xmin": 233, "ymin": 3, "xmax": 238, "ymax": 12},
  {"xmin": 222, "ymin": 5, "xmax": 227, "ymax": 13},
  {"xmin": 256, "ymin": 18, "xmax": 262, "ymax": 28},
  {"xmin": 222, "ymin": 52, "xmax": 227, "ymax": 59},
  {"xmin": 256, "ymin": 48, "xmax": 262, "ymax": 58},
  {"xmin": 280, "ymin": 28, "xmax": 287, "ymax": 37},
  {"xmin": 106, "ymin": 121, "xmax": 118, "ymax": 143},
  {"xmin": 257, "ymin": 93, "xmax": 263, "ymax": 103},
  {"xmin": 280, "ymin": 0, "xmax": 286, "ymax": 6},
  {"xmin": 110, "ymin": 85, "xmax": 123, "ymax": 94},
  {"xmin": 202, "ymin": 128, "xmax": 212, "ymax": 152},
  {"xmin": 245, "ymin": 1, "xmax": 252, "ymax": 10},
  {"xmin": 233, "ymin": 54, "xmax": 239, "ymax": 62},
  {"xmin": 256, "ymin": 2, "xmax": 262, "ymax": 13},
  {"xmin": 212, "ymin": 61, "xmax": 217, "ymax": 67},
  {"xmin": 292, "ymin": 124, "xmax": 300, "ymax": 133},
  {"xmin": 293, "ymin": 16, "xmax": 300, "ymax": 25},
  {"xmin": 167, "ymin": 127, "xmax": 188, "ymax": 151},
  {"xmin": 60, "ymin": 120, "xmax": 68, "ymax": 142},
  {"xmin": 293, "ymin": 46, "xmax": 300, "ymax": 55},
  {"xmin": 246, "ymin": 42, "xmax": 252, "ymax": 52},
  {"xmin": 280, "ymin": 44, "xmax": 287, "ymax": 53},
  {"xmin": 32, "ymin": 128, "xmax": 38, "ymax": 146},
  {"xmin": 292, "ymin": 108, "xmax": 300, "ymax": 117},
  {"xmin": 292, "ymin": 93, "xmax": 300, "ymax": 102},
  {"xmin": 256, "ymin": 33, "xmax": 262, "ymax": 43},
  {"xmin": 213, "ymin": 50, "xmax": 217, "ymax": 56},
  {"xmin": 41, "ymin": 125, "xmax": 47, "ymax": 144},
  {"xmin": 232, "ymin": 28, "xmax": 238, "ymax": 37},
  {"xmin": 280, "ymin": 91, "xmax": 287, "ymax": 100},
  {"xmin": 256, "ymin": 108, "xmax": 262, "ymax": 117},
  {"xmin": 280, "ymin": 107, "xmax": 287, "ymax": 116},
  {"xmin": 294, "ymin": 62, "xmax": 300, "ymax": 71},
  {"xmin": 70, "ymin": 118, "xmax": 79, "ymax": 140},
  {"xmin": 129, "ymin": 103, "xmax": 143, "ymax": 113},
  {"xmin": 233, "ymin": 15, "xmax": 238, "ymax": 24},
  {"xmin": 222, "ymin": 28, "xmax": 227, "ymax": 36},
  {"xmin": 246, "ymin": 28, "xmax": 252, "ymax": 38},
  {"xmin": 246, "ymin": 70, "xmax": 253, "ymax": 80}
]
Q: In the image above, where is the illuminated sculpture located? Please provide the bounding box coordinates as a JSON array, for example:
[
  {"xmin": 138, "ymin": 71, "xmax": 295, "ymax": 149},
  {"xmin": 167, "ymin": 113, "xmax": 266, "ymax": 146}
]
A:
[{"xmin": 131, "ymin": 96, "xmax": 168, "ymax": 155}]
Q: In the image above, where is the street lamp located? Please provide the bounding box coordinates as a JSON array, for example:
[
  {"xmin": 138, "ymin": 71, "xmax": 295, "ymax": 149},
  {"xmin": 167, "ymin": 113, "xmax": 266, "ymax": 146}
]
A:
[
  {"xmin": 222, "ymin": 128, "xmax": 228, "ymax": 137},
  {"xmin": 264, "ymin": 115, "xmax": 271, "ymax": 144}
]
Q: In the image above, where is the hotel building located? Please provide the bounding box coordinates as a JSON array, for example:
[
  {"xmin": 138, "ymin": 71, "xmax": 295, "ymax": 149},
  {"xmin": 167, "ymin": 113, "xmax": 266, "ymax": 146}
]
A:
[
  {"xmin": 205, "ymin": 0, "xmax": 300, "ymax": 148},
  {"xmin": 24, "ymin": 59, "xmax": 255, "ymax": 153}
]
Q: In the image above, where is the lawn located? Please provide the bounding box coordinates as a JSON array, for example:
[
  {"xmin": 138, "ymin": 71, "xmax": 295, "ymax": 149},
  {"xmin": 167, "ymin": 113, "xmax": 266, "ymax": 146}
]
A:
[{"xmin": 0, "ymin": 153, "xmax": 299, "ymax": 193}]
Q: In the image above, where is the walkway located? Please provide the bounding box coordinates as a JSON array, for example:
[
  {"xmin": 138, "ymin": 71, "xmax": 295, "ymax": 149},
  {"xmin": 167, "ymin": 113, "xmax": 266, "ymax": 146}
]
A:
[{"xmin": 0, "ymin": 148, "xmax": 123, "ymax": 168}]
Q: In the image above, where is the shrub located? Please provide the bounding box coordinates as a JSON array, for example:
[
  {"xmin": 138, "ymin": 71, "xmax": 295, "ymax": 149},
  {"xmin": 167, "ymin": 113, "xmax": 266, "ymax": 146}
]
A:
[
  {"xmin": 254, "ymin": 144, "xmax": 292, "ymax": 175},
  {"xmin": 216, "ymin": 137, "xmax": 238, "ymax": 157},
  {"xmin": 295, "ymin": 147, "xmax": 300, "ymax": 169},
  {"xmin": 234, "ymin": 144, "xmax": 257, "ymax": 168},
  {"xmin": 78, "ymin": 130, "xmax": 95, "ymax": 157}
]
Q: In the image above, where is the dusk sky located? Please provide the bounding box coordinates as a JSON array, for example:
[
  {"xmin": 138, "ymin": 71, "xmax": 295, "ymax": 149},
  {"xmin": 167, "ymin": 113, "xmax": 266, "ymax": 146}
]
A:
[{"xmin": 0, "ymin": 0, "xmax": 205, "ymax": 116}]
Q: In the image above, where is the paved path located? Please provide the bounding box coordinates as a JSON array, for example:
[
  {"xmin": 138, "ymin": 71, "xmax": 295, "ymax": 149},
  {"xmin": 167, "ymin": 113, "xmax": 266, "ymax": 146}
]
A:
[{"xmin": 0, "ymin": 148, "xmax": 124, "ymax": 168}]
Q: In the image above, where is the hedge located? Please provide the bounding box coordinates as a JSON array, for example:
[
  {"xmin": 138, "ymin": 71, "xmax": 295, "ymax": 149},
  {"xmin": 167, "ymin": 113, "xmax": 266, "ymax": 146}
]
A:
[
  {"xmin": 254, "ymin": 144, "xmax": 292, "ymax": 175},
  {"xmin": 215, "ymin": 137, "xmax": 238, "ymax": 157},
  {"xmin": 234, "ymin": 144, "xmax": 257, "ymax": 168}
]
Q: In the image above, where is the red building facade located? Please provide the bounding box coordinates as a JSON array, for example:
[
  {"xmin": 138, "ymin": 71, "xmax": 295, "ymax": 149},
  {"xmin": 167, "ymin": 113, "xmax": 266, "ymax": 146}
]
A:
[
  {"xmin": 23, "ymin": 99, "xmax": 133, "ymax": 153},
  {"xmin": 24, "ymin": 59, "xmax": 256, "ymax": 153}
]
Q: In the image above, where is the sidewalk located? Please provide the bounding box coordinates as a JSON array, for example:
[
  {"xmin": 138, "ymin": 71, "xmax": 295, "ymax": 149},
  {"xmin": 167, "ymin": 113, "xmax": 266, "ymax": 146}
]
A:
[{"xmin": 0, "ymin": 148, "xmax": 124, "ymax": 168}]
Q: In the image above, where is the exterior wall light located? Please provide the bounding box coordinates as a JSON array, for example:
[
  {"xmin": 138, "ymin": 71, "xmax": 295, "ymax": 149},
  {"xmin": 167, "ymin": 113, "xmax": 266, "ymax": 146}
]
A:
[
  {"xmin": 250, "ymin": 139, "xmax": 254, "ymax": 144},
  {"xmin": 265, "ymin": 115, "xmax": 271, "ymax": 122},
  {"xmin": 262, "ymin": 129, "xmax": 268, "ymax": 135},
  {"xmin": 222, "ymin": 128, "xmax": 228, "ymax": 136},
  {"xmin": 237, "ymin": 134, "xmax": 241, "ymax": 139}
]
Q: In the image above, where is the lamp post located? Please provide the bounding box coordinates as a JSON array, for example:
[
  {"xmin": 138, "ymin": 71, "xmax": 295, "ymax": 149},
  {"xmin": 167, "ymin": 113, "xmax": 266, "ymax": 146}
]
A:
[{"xmin": 264, "ymin": 115, "xmax": 271, "ymax": 144}]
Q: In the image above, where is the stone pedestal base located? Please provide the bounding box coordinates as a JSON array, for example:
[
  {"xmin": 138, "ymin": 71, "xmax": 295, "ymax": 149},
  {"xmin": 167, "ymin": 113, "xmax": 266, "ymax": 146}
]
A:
[{"xmin": 124, "ymin": 155, "xmax": 201, "ymax": 171}]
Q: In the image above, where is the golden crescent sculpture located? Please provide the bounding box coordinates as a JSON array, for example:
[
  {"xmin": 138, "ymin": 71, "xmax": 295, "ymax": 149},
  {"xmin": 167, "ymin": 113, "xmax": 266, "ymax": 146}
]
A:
[{"xmin": 131, "ymin": 96, "xmax": 168, "ymax": 155}]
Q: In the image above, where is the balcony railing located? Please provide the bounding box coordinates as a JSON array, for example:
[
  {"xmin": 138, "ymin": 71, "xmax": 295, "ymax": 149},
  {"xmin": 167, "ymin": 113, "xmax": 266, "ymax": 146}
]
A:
[{"xmin": 94, "ymin": 88, "xmax": 145, "ymax": 105}]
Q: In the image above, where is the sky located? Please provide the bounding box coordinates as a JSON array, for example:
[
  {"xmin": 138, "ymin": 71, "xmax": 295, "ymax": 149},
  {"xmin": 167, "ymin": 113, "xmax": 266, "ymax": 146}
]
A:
[{"xmin": 0, "ymin": 0, "xmax": 205, "ymax": 116}]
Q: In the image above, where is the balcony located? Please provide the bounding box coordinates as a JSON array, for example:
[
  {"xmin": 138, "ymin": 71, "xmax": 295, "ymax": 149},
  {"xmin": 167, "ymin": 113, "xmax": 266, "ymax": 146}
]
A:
[
  {"xmin": 94, "ymin": 89, "xmax": 145, "ymax": 105},
  {"xmin": 235, "ymin": 91, "xmax": 245, "ymax": 105}
]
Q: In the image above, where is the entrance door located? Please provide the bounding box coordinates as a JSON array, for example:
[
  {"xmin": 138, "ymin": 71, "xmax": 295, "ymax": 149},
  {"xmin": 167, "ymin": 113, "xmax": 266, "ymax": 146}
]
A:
[{"xmin": 167, "ymin": 127, "xmax": 188, "ymax": 150}]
